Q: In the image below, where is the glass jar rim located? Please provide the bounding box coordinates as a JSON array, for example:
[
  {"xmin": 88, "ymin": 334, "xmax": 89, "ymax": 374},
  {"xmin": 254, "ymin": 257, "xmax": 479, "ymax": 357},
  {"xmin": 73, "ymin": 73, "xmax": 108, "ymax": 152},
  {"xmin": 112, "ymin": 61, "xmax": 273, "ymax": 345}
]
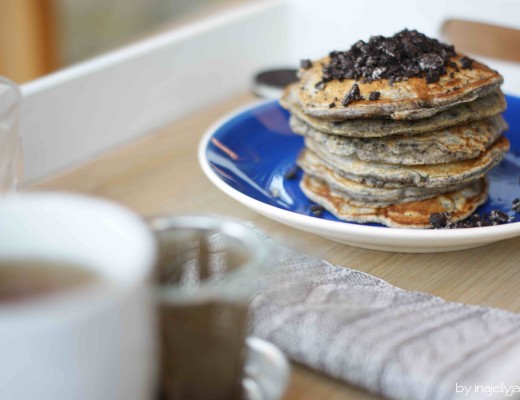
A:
[
  {"xmin": 0, "ymin": 77, "xmax": 21, "ymax": 120},
  {"xmin": 149, "ymin": 215, "xmax": 271, "ymax": 304}
]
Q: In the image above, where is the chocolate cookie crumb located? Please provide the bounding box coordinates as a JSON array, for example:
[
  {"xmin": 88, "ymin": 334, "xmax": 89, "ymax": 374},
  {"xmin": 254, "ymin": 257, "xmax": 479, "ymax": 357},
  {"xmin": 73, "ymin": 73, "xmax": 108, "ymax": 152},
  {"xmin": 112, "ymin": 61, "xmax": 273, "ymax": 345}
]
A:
[
  {"xmin": 512, "ymin": 198, "xmax": 520, "ymax": 212},
  {"xmin": 470, "ymin": 214, "xmax": 486, "ymax": 227},
  {"xmin": 442, "ymin": 210, "xmax": 512, "ymax": 229},
  {"xmin": 489, "ymin": 210, "xmax": 510, "ymax": 225},
  {"xmin": 460, "ymin": 56, "xmax": 473, "ymax": 69},
  {"xmin": 368, "ymin": 91, "xmax": 381, "ymax": 101},
  {"xmin": 300, "ymin": 59, "xmax": 313, "ymax": 69},
  {"xmin": 310, "ymin": 204, "xmax": 325, "ymax": 217},
  {"xmin": 322, "ymin": 29, "xmax": 456, "ymax": 84},
  {"xmin": 285, "ymin": 166, "xmax": 299, "ymax": 180},
  {"xmin": 341, "ymin": 83, "xmax": 363, "ymax": 106},
  {"xmin": 315, "ymin": 81, "xmax": 325, "ymax": 90},
  {"xmin": 328, "ymin": 102, "xmax": 336, "ymax": 108},
  {"xmin": 452, "ymin": 214, "xmax": 477, "ymax": 228},
  {"xmin": 430, "ymin": 212, "xmax": 449, "ymax": 229},
  {"xmin": 425, "ymin": 70, "xmax": 440, "ymax": 84}
]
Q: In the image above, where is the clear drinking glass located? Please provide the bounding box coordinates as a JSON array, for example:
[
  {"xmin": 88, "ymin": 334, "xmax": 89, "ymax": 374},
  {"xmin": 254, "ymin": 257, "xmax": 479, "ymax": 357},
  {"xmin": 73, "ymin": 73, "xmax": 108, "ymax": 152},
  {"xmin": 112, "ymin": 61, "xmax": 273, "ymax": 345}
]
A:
[
  {"xmin": 0, "ymin": 77, "xmax": 22, "ymax": 192},
  {"xmin": 149, "ymin": 215, "xmax": 271, "ymax": 400}
]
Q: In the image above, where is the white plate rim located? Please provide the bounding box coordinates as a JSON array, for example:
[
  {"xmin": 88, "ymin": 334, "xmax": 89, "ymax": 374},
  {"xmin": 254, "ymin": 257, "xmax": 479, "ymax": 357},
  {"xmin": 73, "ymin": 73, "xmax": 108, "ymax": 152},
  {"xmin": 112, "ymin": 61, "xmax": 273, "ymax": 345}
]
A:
[{"xmin": 198, "ymin": 99, "xmax": 520, "ymax": 248}]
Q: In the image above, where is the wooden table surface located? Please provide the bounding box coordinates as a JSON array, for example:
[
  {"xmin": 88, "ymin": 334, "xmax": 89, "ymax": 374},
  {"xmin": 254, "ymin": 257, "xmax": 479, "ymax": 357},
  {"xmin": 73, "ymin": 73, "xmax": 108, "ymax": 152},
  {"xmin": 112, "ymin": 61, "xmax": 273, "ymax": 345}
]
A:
[{"xmin": 36, "ymin": 93, "xmax": 520, "ymax": 400}]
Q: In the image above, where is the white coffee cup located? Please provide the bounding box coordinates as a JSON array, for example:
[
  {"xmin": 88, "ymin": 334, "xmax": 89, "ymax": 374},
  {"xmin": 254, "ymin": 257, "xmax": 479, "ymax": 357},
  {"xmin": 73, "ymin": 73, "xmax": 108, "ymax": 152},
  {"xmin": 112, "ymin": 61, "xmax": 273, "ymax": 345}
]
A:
[{"xmin": 0, "ymin": 193, "xmax": 157, "ymax": 400}]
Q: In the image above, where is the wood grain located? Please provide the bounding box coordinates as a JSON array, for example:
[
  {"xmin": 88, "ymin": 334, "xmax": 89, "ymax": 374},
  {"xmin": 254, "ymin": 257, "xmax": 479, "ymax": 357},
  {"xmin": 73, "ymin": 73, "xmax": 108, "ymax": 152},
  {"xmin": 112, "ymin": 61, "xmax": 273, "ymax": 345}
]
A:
[
  {"xmin": 0, "ymin": 0, "xmax": 58, "ymax": 83},
  {"xmin": 443, "ymin": 19, "xmax": 520, "ymax": 63},
  {"xmin": 35, "ymin": 93, "xmax": 520, "ymax": 400}
]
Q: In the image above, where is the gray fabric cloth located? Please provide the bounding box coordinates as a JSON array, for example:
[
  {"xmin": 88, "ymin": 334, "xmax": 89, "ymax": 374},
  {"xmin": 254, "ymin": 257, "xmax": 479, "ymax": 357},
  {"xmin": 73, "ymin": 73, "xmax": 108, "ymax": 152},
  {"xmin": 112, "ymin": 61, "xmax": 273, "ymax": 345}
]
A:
[{"xmin": 242, "ymin": 223, "xmax": 520, "ymax": 400}]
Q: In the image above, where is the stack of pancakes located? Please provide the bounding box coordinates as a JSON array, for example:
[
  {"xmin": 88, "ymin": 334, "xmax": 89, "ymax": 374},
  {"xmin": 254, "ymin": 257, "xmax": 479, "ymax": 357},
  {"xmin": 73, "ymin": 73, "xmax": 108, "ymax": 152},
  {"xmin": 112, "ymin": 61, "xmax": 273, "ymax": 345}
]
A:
[{"xmin": 281, "ymin": 31, "xmax": 509, "ymax": 228}]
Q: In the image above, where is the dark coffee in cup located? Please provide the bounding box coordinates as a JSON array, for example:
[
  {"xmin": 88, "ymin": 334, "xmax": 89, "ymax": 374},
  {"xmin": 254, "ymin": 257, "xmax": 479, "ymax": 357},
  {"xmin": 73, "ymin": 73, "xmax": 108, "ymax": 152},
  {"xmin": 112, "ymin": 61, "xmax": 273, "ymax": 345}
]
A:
[{"xmin": 0, "ymin": 260, "xmax": 98, "ymax": 303}]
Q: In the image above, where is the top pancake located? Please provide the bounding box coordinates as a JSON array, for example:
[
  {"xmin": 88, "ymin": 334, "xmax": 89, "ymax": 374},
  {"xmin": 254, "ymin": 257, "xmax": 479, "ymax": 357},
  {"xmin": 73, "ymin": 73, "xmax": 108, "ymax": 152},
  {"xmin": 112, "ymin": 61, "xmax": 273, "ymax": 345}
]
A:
[{"xmin": 298, "ymin": 55, "xmax": 503, "ymax": 121}]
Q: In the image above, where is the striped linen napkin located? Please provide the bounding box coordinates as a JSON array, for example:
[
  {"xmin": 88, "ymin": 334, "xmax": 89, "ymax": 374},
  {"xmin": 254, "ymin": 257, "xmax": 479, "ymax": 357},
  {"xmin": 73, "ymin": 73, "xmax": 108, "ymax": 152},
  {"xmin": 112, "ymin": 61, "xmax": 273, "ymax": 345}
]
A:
[{"xmin": 242, "ymin": 223, "xmax": 520, "ymax": 400}]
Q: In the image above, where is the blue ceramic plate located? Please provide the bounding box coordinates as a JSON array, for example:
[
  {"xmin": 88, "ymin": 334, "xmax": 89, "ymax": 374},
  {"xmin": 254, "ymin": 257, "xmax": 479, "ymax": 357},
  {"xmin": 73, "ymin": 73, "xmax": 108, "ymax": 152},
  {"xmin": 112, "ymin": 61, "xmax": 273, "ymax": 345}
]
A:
[{"xmin": 199, "ymin": 97, "xmax": 520, "ymax": 252}]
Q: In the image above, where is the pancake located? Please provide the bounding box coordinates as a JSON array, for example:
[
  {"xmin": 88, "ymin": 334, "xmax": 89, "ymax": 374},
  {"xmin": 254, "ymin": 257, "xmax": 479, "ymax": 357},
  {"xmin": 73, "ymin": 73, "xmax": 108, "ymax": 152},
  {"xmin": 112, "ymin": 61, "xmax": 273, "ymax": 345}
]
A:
[
  {"xmin": 281, "ymin": 83, "xmax": 506, "ymax": 137},
  {"xmin": 291, "ymin": 114, "xmax": 507, "ymax": 165},
  {"xmin": 297, "ymin": 149, "xmax": 469, "ymax": 207},
  {"xmin": 305, "ymin": 135, "xmax": 509, "ymax": 188},
  {"xmin": 300, "ymin": 174, "xmax": 488, "ymax": 228},
  {"xmin": 298, "ymin": 56, "xmax": 503, "ymax": 121}
]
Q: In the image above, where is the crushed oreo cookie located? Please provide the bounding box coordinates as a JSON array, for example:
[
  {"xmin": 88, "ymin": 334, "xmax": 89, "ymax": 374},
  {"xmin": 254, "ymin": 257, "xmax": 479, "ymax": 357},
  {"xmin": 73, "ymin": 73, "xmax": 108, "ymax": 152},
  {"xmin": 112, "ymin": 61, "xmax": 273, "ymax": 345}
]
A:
[
  {"xmin": 429, "ymin": 212, "xmax": 450, "ymax": 229},
  {"xmin": 449, "ymin": 61, "xmax": 460, "ymax": 72},
  {"xmin": 341, "ymin": 83, "xmax": 363, "ymax": 106},
  {"xmin": 322, "ymin": 29, "xmax": 456, "ymax": 84},
  {"xmin": 300, "ymin": 59, "xmax": 313, "ymax": 69},
  {"xmin": 328, "ymin": 102, "xmax": 336, "ymax": 108},
  {"xmin": 512, "ymin": 198, "xmax": 520, "ymax": 212},
  {"xmin": 453, "ymin": 214, "xmax": 491, "ymax": 228},
  {"xmin": 425, "ymin": 70, "xmax": 440, "ymax": 84},
  {"xmin": 489, "ymin": 210, "xmax": 509, "ymax": 225},
  {"xmin": 460, "ymin": 56, "xmax": 473, "ymax": 70},
  {"xmin": 315, "ymin": 81, "xmax": 325, "ymax": 90},
  {"xmin": 285, "ymin": 165, "xmax": 300, "ymax": 180},
  {"xmin": 368, "ymin": 91, "xmax": 381, "ymax": 101},
  {"xmin": 430, "ymin": 210, "xmax": 512, "ymax": 229},
  {"xmin": 310, "ymin": 204, "xmax": 325, "ymax": 217}
]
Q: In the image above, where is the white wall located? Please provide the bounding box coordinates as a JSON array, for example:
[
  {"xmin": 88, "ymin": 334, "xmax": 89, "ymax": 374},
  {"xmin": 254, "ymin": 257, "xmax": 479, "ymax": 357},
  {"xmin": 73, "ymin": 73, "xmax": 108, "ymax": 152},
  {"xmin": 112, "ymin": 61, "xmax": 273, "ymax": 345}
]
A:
[
  {"xmin": 283, "ymin": 0, "xmax": 520, "ymax": 59},
  {"xmin": 282, "ymin": 0, "xmax": 520, "ymax": 94}
]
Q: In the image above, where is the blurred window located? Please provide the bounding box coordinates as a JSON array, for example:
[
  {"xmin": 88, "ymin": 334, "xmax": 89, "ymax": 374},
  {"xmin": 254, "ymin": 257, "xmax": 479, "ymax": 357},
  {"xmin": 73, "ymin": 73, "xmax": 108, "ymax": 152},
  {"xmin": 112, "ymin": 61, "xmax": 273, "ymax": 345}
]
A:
[{"xmin": 0, "ymin": 0, "xmax": 241, "ymax": 83}]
